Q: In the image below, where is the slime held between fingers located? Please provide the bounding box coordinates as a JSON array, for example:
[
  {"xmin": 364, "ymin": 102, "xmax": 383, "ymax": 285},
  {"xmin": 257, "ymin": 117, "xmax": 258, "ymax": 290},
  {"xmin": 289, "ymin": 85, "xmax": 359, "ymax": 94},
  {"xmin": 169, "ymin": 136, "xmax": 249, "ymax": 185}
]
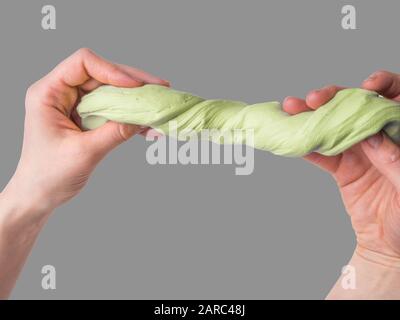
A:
[{"xmin": 77, "ymin": 85, "xmax": 400, "ymax": 157}]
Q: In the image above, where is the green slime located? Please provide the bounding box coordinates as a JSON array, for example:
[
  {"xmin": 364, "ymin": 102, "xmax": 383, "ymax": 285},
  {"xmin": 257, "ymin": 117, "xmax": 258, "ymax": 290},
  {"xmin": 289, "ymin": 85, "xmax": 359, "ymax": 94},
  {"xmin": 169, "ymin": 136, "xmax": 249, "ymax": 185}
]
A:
[{"xmin": 77, "ymin": 85, "xmax": 400, "ymax": 156}]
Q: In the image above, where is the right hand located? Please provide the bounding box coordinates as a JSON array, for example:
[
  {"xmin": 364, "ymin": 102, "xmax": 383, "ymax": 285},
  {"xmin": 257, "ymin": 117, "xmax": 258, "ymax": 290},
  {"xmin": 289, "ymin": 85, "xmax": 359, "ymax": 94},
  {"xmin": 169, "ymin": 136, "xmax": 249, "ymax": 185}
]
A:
[{"xmin": 283, "ymin": 71, "xmax": 400, "ymax": 258}]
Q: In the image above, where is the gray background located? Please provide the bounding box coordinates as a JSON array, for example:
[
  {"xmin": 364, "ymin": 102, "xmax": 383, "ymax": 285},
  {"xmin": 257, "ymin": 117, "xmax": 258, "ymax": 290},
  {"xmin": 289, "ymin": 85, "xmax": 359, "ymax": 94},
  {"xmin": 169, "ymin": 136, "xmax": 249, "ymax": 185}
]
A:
[{"xmin": 0, "ymin": 0, "xmax": 398, "ymax": 299}]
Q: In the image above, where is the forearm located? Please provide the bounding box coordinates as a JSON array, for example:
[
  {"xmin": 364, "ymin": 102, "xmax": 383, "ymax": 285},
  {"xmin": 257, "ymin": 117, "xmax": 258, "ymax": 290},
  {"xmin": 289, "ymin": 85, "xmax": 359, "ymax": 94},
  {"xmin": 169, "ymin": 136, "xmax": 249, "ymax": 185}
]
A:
[
  {"xmin": 0, "ymin": 178, "xmax": 52, "ymax": 299},
  {"xmin": 327, "ymin": 245, "xmax": 400, "ymax": 299}
]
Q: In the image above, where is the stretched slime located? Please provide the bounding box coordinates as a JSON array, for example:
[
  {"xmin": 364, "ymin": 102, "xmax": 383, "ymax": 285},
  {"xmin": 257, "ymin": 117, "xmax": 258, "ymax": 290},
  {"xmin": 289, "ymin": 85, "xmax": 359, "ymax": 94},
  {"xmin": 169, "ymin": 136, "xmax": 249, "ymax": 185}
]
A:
[{"xmin": 77, "ymin": 85, "xmax": 400, "ymax": 156}]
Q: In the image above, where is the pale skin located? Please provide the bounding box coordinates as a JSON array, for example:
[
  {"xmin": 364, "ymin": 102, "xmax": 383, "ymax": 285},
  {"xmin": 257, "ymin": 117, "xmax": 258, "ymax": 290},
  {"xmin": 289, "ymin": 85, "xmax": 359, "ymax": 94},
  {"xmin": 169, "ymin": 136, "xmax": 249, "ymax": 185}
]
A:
[
  {"xmin": 283, "ymin": 71, "xmax": 400, "ymax": 299},
  {"xmin": 0, "ymin": 49, "xmax": 399, "ymax": 299},
  {"xmin": 0, "ymin": 48, "xmax": 169, "ymax": 298}
]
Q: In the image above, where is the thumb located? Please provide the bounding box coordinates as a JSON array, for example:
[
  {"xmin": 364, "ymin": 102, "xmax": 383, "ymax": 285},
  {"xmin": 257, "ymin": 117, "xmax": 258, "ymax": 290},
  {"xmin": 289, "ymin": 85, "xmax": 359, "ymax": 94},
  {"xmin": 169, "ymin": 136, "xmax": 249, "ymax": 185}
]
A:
[
  {"xmin": 84, "ymin": 121, "xmax": 141, "ymax": 158},
  {"xmin": 361, "ymin": 132, "xmax": 400, "ymax": 190}
]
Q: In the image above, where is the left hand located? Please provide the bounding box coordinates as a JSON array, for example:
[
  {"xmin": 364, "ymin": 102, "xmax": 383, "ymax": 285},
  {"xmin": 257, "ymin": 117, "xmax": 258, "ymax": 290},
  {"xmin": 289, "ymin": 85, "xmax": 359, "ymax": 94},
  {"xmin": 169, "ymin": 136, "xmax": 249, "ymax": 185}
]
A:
[{"xmin": 4, "ymin": 48, "xmax": 169, "ymax": 215}]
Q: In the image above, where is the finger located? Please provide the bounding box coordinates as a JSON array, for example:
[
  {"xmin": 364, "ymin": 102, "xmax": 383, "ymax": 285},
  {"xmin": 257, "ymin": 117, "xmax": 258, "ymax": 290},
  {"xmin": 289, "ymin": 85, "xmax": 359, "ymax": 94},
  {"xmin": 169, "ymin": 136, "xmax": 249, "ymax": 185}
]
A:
[
  {"xmin": 362, "ymin": 70, "xmax": 400, "ymax": 100},
  {"xmin": 306, "ymin": 85, "xmax": 345, "ymax": 110},
  {"xmin": 331, "ymin": 145, "xmax": 371, "ymax": 188},
  {"xmin": 140, "ymin": 128, "xmax": 164, "ymax": 139},
  {"xmin": 361, "ymin": 132, "xmax": 400, "ymax": 191},
  {"xmin": 80, "ymin": 64, "xmax": 170, "ymax": 93},
  {"xmin": 80, "ymin": 78, "xmax": 103, "ymax": 93},
  {"xmin": 282, "ymin": 95, "xmax": 341, "ymax": 173},
  {"xmin": 84, "ymin": 121, "xmax": 142, "ymax": 158},
  {"xmin": 282, "ymin": 96, "xmax": 311, "ymax": 115},
  {"xmin": 116, "ymin": 64, "xmax": 170, "ymax": 86},
  {"xmin": 48, "ymin": 48, "xmax": 143, "ymax": 89},
  {"xmin": 304, "ymin": 152, "xmax": 341, "ymax": 174}
]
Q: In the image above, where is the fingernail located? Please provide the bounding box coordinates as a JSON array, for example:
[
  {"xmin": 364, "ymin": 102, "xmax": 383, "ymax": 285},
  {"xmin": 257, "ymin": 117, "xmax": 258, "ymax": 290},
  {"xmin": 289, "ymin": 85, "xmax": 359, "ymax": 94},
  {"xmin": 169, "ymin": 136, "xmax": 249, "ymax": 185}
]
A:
[{"xmin": 367, "ymin": 133, "xmax": 383, "ymax": 149}]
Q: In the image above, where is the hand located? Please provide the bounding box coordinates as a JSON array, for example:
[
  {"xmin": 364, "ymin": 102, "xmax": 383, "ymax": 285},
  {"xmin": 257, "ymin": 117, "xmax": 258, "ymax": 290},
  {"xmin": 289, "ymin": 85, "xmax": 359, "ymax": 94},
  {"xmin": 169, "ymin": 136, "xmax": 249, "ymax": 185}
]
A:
[
  {"xmin": 283, "ymin": 71, "xmax": 400, "ymax": 258},
  {"xmin": 0, "ymin": 48, "xmax": 169, "ymax": 298},
  {"xmin": 3, "ymin": 48, "xmax": 169, "ymax": 215}
]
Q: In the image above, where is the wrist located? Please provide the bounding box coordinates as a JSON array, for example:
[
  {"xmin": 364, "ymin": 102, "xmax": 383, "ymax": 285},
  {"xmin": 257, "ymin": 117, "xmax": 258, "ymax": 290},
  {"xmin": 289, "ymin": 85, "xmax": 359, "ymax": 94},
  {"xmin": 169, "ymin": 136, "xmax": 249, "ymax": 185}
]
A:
[
  {"xmin": 356, "ymin": 245, "xmax": 400, "ymax": 268},
  {"xmin": 327, "ymin": 245, "xmax": 400, "ymax": 299},
  {"xmin": 0, "ymin": 178, "xmax": 52, "ymax": 300},
  {"xmin": 0, "ymin": 176, "xmax": 53, "ymax": 228}
]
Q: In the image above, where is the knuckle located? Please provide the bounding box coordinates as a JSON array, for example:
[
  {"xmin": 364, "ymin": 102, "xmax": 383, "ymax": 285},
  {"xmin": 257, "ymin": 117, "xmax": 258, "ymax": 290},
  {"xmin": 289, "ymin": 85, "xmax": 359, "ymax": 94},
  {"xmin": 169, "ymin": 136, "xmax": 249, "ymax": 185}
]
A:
[
  {"xmin": 76, "ymin": 47, "xmax": 93, "ymax": 58},
  {"xmin": 25, "ymin": 81, "xmax": 42, "ymax": 109},
  {"xmin": 381, "ymin": 146, "xmax": 400, "ymax": 165},
  {"xmin": 117, "ymin": 125, "xmax": 130, "ymax": 141},
  {"xmin": 26, "ymin": 82, "xmax": 38, "ymax": 98},
  {"xmin": 117, "ymin": 124, "xmax": 136, "ymax": 142},
  {"xmin": 25, "ymin": 80, "xmax": 58, "ymax": 112}
]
